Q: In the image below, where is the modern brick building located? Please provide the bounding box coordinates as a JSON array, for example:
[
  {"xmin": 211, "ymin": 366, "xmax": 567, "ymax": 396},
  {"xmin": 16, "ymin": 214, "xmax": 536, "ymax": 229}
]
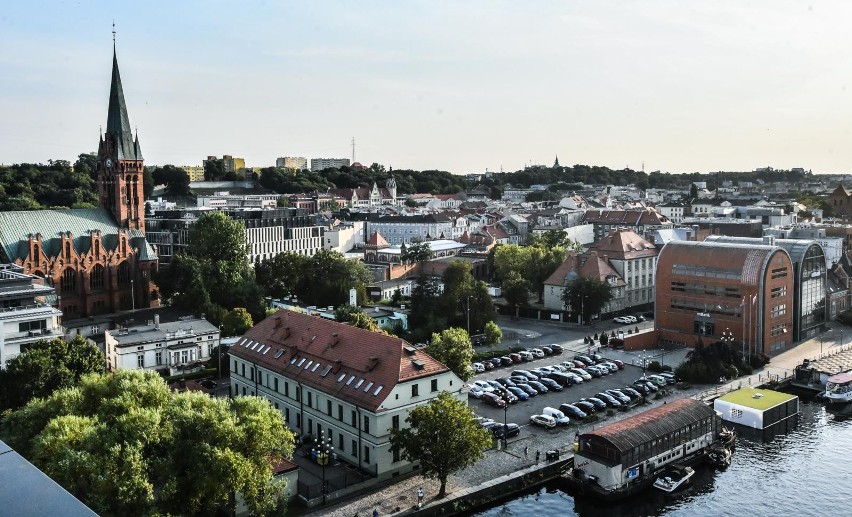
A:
[{"xmin": 655, "ymin": 240, "xmax": 795, "ymax": 356}]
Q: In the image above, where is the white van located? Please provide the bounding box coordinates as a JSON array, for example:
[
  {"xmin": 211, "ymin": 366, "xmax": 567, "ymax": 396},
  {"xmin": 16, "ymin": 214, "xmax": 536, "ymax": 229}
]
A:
[{"xmin": 542, "ymin": 407, "xmax": 571, "ymax": 426}]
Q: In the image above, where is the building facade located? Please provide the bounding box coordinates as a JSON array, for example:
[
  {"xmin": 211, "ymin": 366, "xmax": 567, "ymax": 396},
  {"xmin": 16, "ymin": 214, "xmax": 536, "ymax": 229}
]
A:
[
  {"xmin": 0, "ymin": 264, "xmax": 64, "ymax": 367},
  {"xmin": 589, "ymin": 230, "xmax": 659, "ymax": 311},
  {"xmin": 0, "ymin": 46, "xmax": 158, "ymax": 320},
  {"xmin": 655, "ymin": 240, "xmax": 795, "ymax": 355},
  {"xmin": 366, "ymin": 214, "xmax": 453, "ymax": 245},
  {"xmin": 276, "ymin": 157, "xmax": 308, "ymax": 170},
  {"xmin": 311, "ymin": 158, "xmax": 350, "ymax": 172},
  {"xmin": 229, "ymin": 309, "xmax": 463, "ymax": 480}
]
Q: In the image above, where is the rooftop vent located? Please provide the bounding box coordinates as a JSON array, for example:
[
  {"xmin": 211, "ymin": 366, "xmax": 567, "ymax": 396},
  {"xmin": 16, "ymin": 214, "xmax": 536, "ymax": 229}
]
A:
[
  {"xmin": 753, "ymin": 393, "xmax": 764, "ymax": 399},
  {"xmin": 403, "ymin": 346, "xmax": 417, "ymax": 356},
  {"xmin": 412, "ymin": 359, "xmax": 425, "ymax": 370}
]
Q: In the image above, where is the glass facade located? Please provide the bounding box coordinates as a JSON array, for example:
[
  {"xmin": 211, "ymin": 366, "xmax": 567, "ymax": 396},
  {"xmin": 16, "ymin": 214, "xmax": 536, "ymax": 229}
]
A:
[{"xmin": 799, "ymin": 244, "xmax": 826, "ymax": 339}]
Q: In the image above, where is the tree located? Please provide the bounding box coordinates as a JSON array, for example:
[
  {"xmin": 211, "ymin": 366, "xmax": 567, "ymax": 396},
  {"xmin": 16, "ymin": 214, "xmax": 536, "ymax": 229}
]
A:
[
  {"xmin": 689, "ymin": 183, "xmax": 699, "ymax": 199},
  {"xmin": 426, "ymin": 328, "xmax": 474, "ymax": 382},
  {"xmin": 0, "ymin": 370, "xmax": 295, "ymax": 516},
  {"xmin": 400, "ymin": 238, "xmax": 433, "ymax": 264},
  {"xmin": 297, "ymin": 249, "xmax": 372, "ymax": 307},
  {"xmin": 484, "ymin": 321, "xmax": 502, "ymax": 347},
  {"xmin": 204, "ymin": 158, "xmax": 226, "ymax": 181},
  {"xmin": 409, "ymin": 274, "xmax": 446, "ymax": 343},
  {"xmin": 334, "ymin": 304, "xmax": 382, "ymax": 332},
  {"xmin": 439, "ymin": 260, "xmax": 497, "ymax": 331},
  {"xmin": 501, "ymin": 271, "xmax": 531, "ymax": 314},
  {"xmin": 0, "ymin": 335, "xmax": 105, "ymax": 411},
  {"xmin": 492, "ymin": 243, "xmax": 565, "ymax": 303},
  {"xmin": 151, "ymin": 164, "xmax": 191, "ymax": 196},
  {"xmin": 221, "ymin": 307, "xmax": 253, "ymax": 336},
  {"xmin": 389, "ymin": 392, "xmax": 491, "ymax": 498},
  {"xmin": 255, "ymin": 252, "xmax": 309, "ymax": 300},
  {"xmin": 561, "ymin": 277, "xmax": 614, "ymax": 323}
]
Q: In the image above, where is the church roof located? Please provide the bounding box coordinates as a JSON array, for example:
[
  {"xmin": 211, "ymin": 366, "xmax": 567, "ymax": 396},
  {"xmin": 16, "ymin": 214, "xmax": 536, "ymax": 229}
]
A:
[
  {"xmin": 0, "ymin": 208, "xmax": 155, "ymax": 262},
  {"xmin": 106, "ymin": 49, "xmax": 142, "ymax": 161}
]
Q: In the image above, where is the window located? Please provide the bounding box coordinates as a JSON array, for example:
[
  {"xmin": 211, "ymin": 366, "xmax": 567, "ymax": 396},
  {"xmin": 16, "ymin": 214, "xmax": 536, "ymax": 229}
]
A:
[
  {"xmin": 364, "ymin": 446, "xmax": 370, "ymax": 464},
  {"xmin": 241, "ymin": 363, "xmax": 245, "ymax": 378},
  {"xmin": 250, "ymin": 367, "xmax": 254, "ymax": 381},
  {"xmin": 285, "ymin": 408, "xmax": 290, "ymax": 423},
  {"xmin": 771, "ymin": 267, "xmax": 788, "ymax": 279},
  {"xmin": 327, "ymin": 400, "xmax": 332, "ymax": 416},
  {"xmin": 90, "ymin": 264, "xmax": 105, "ymax": 290},
  {"xmin": 771, "ymin": 304, "xmax": 787, "ymax": 318},
  {"xmin": 60, "ymin": 268, "xmax": 76, "ymax": 292},
  {"xmin": 363, "ymin": 415, "xmax": 370, "ymax": 433},
  {"xmin": 285, "ymin": 382, "xmax": 289, "ymax": 397},
  {"xmin": 137, "ymin": 354, "xmax": 144, "ymax": 368},
  {"xmin": 431, "ymin": 379, "xmax": 438, "ymax": 392},
  {"xmin": 351, "ymin": 410, "xmax": 357, "ymax": 427},
  {"xmin": 242, "ymin": 386, "xmax": 246, "ymax": 396},
  {"xmin": 307, "ymin": 392, "xmax": 312, "ymax": 407},
  {"xmin": 274, "ymin": 377, "xmax": 279, "ymax": 392},
  {"xmin": 296, "ymin": 387, "xmax": 301, "ymax": 402},
  {"xmin": 352, "ymin": 440, "xmax": 358, "ymax": 457},
  {"xmin": 392, "ymin": 415, "xmax": 400, "ymax": 430},
  {"xmin": 771, "ymin": 286, "xmax": 787, "ymax": 299},
  {"xmin": 338, "ymin": 404, "xmax": 343, "ymax": 421},
  {"xmin": 155, "ymin": 350, "xmax": 162, "ymax": 366},
  {"xmin": 339, "ymin": 434, "xmax": 344, "ymax": 449},
  {"xmin": 233, "ymin": 359, "xmax": 237, "ymax": 372},
  {"xmin": 18, "ymin": 320, "xmax": 47, "ymax": 333},
  {"xmin": 412, "ymin": 384, "xmax": 419, "ymax": 397},
  {"xmin": 393, "ymin": 444, "xmax": 401, "ymax": 463}
]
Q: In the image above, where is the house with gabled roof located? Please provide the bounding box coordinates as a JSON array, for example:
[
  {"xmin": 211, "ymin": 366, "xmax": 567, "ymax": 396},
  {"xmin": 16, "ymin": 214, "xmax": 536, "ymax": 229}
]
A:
[
  {"xmin": 228, "ymin": 309, "xmax": 464, "ymax": 480},
  {"xmin": 543, "ymin": 250, "xmax": 627, "ymax": 317}
]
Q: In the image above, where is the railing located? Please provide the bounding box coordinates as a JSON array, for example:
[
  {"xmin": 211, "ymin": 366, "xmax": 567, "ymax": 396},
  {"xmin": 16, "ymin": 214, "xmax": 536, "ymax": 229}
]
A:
[{"xmin": 0, "ymin": 303, "xmax": 56, "ymax": 313}]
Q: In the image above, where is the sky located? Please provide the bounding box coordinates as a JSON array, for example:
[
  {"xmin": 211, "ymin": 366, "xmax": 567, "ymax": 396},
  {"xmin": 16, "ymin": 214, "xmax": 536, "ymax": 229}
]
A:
[{"xmin": 2, "ymin": 1, "xmax": 852, "ymax": 175}]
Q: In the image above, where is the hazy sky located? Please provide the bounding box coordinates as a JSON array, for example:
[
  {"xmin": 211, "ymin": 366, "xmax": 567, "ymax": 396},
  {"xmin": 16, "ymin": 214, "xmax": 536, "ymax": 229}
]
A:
[{"xmin": 2, "ymin": 1, "xmax": 852, "ymax": 174}]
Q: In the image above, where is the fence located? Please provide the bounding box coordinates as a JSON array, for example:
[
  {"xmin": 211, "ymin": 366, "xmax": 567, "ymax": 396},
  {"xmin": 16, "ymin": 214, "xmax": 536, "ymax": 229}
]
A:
[{"xmin": 297, "ymin": 465, "xmax": 369, "ymax": 502}]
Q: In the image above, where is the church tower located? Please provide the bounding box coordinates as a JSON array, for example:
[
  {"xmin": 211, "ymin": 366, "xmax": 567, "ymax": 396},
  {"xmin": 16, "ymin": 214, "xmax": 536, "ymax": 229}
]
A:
[{"xmin": 97, "ymin": 44, "xmax": 145, "ymax": 231}]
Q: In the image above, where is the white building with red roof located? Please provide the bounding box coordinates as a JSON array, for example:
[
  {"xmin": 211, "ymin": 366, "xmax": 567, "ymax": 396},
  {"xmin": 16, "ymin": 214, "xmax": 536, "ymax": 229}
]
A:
[{"xmin": 228, "ymin": 309, "xmax": 464, "ymax": 480}]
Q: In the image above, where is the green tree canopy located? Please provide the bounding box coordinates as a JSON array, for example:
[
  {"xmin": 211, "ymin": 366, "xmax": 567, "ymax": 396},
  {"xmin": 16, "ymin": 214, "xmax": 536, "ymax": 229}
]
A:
[
  {"xmin": 0, "ymin": 335, "xmax": 105, "ymax": 411},
  {"xmin": 484, "ymin": 321, "xmax": 502, "ymax": 346},
  {"xmin": 0, "ymin": 370, "xmax": 295, "ymax": 516},
  {"xmin": 400, "ymin": 238, "xmax": 433, "ymax": 264},
  {"xmin": 151, "ymin": 164, "xmax": 191, "ymax": 196},
  {"xmin": 221, "ymin": 307, "xmax": 254, "ymax": 336},
  {"xmin": 561, "ymin": 276, "xmax": 614, "ymax": 322},
  {"xmin": 426, "ymin": 328, "xmax": 474, "ymax": 382},
  {"xmin": 297, "ymin": 249, "xmax": 372, "ymax": 307},
  {"xmin": 389, "ymin": 391, "xmax": 491, "ymax": 498},
  {"xmin": 334, "ymin": 304, "xmax": 382, "ymax": 333},
  {"xmin": 501, "ymin": 271, "xmax": 531, "ymax": 312},
  {"xmin": 409, "ymin": 274, "xmax": 446, "ymax": 343}
]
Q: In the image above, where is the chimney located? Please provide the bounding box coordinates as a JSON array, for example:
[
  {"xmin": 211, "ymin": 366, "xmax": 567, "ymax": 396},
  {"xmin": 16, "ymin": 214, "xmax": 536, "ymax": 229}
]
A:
[
  {"xmin": 763, "ymin": 235, "xmax": 775, "ymax": 246},
  {"xmin": 154, "ymin": 314, "xmax": 160, "ymax": 330},
  {"xmin": 330, "ymin": 333, "xmax": 340, "ymax": 347}
]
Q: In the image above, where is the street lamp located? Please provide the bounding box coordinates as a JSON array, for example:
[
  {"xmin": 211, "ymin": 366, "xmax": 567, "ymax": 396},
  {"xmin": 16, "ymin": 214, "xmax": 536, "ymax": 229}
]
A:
[
  {"xmin": 217, "ymin": 325, "xmax": 224, "ymax": 381},
  {"xmin": 502, "ymin": 403, "xmax": 509, "ymax": 449},
  {"xmin": 466, "ymin": 296, "xmax": 471, "ymax": 334},
  {"xmin": 312, "ymin": 430, "xmax": 334, "ymax": 505},
  {"xmin": 720, "ymin": 328, "xmax": 737, "ymax": 360}
]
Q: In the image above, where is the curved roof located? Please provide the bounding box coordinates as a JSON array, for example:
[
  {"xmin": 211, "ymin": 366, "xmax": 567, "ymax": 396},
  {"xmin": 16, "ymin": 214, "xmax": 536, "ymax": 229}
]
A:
[
  {"xmin": 581, "ymin": 398, "xmax": 715, "ymax": 453},
  {"xmin": 659, "ymin": 241, "xmax": 787, "ymax": 286},
  {"xmin": 704, "ymin": 236, "xmax": 822, "ymax": 265}
]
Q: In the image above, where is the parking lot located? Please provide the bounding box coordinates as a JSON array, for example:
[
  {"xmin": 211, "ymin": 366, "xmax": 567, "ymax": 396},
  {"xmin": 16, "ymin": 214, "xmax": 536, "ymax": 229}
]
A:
[{"xmin": 468, "ymin": 350, "xmax": 662, "ymax": 443}]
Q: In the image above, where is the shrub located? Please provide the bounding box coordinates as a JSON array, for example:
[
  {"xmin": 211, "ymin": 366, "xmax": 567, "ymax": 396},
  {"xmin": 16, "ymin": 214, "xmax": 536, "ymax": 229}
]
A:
[
  {"xmin": 599, "ymin": 332, "xmax": 609, "ymax": 347},
  {"xmin": 609, "ymin": 338, "xmax": 624, "ymax": 349},
  {"xmin": 647, "ymin": 361, "xmax": 663, "ymax": 373}
]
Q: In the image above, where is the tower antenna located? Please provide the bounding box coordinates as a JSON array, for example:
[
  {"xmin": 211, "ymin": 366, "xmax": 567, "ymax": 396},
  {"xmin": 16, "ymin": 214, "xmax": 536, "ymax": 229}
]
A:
[
  {"xmin": 112, "ymin": 20, "xmax": 116, "ymax": 47},
  {"xmin": 351, "ymin": 137, "xmax": 355, "ymax": 164}
]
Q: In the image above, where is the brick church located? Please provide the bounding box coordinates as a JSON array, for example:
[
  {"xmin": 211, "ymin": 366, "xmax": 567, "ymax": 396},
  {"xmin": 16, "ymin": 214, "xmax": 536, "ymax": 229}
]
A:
[{"xmin": 0, "ymin": 44, "xmax": 158, "ymax": 319}]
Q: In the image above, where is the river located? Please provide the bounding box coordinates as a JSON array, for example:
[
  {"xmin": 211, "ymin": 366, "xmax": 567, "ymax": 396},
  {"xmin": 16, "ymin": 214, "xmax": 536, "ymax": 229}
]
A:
[{"xmin": 472, "ymin": 398, "xmax": 852, "ymax": 517}]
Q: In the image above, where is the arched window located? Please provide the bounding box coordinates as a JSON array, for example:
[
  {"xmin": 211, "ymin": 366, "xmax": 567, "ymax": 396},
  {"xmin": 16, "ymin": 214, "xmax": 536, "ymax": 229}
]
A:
[
  {"xmin": 65, "ymin": 241, "xmax": 71, "ymax": 258},
  {"xmin": 90, "ymin": 264, "xmax": 105, "ymax": 290},
  {"xmin": 95, "ymin": 240, "xmax": 100, "ymax": 258},
  {"xmin": 117, "ymin": 261, "xmax": 131, "ymax": 286},
  {"xmin": 61, "ymin": 268, "xmax": 76, "ymax": 293},
  {"xmin": 33, "ymin": 244, "xmax": 39, "ymax": 259}
]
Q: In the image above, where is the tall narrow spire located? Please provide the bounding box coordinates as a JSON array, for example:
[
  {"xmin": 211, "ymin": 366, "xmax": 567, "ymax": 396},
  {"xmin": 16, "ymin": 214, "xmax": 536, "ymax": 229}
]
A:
[{"xmin": 105, "ymin": 44, "xmax": 140, "ymax": 160}]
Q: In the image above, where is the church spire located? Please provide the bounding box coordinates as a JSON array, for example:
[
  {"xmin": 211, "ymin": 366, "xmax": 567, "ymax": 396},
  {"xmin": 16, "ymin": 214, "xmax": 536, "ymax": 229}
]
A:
[
  {"xmin": 105, "ymin": 42, "xmax": 141, "ymax": 161},
  {"xmin": 553, "ymin": 155, "xmax": 560, "ymax": 168}
]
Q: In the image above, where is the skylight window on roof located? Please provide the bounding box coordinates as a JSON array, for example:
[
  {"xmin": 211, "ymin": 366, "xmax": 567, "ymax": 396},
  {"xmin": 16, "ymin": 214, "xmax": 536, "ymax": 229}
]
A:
[
  {"xmin": 337, "ymin": 373, "xmax": 346, "ymax": 382},
  {"xmin": 250, "ymin": 342, "xmax": 260, "ymax": 351},
  {"xmin": 290, "ymin": 357, "xmax": 298, "ymax": 364},
  {"xmin": 373, "ymin": 385, "xmax": 384, "ymax": 396},
  {"xmin": 274, "ymin": 349, "xmax": 285, "ymax": 359},
  {"xmin": 355, "ymin": 379, "xmax": 364, "ymax": 389},
  {"xmin": 304, "ymin": 360, "xmax": 313, "ymax": 370},
  {"xmin": 321, "ymin": 365, "xmax": 332, "ymax": 377},
  {"xmin": 311, "ymin": 363, "xmax": 320, "ymax": 372},
  {"xmin": 346, "ymin": 375, "xmax": 355, "ymax": 385},
  {"xmin": 262, "ymin": 346, "xmax": 271, "ymax": 354},
  {"xmin": 364, "ymin": 382, "xmax": 374, "ymax": 392},
  {"xmin": 297, "ymin": 358, "xmax": 306, "ymax": 367}
]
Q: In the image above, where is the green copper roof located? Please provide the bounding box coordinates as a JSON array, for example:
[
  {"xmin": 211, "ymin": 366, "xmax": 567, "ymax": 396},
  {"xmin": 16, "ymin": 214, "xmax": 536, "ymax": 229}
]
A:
[
  {"xmin": 717, "ymin": 387, "xmax": 797, "ymax": 411},
  {"xmin": 0, "ymin": 208, "xmax": 153, "ymax": 262}
]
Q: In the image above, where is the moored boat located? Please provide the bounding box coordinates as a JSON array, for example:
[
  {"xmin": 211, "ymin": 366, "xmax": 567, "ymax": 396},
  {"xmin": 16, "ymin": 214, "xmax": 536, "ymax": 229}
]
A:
[
  {"xmin": 653, "ymin": 465, "xmax": 694, "ymax": 493},
  {"xmin": 824, "ymin": 372, "xmax": 852, "ymax": 405}
]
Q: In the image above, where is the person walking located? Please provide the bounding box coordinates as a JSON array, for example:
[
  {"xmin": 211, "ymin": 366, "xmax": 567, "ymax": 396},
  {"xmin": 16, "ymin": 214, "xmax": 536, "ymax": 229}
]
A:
[
  {"xmin": 523, "ymin": 445, "xmax": 528, "ymax": 458},
  {"xmin": 535, "ymin": 450, "xmax": 540, "ymax": 463},
  {"xmin": 418, "ymin": 487, "xmax": 424, "ymax": 506},
  {"xmin": 373, "ymin": 509, "xmax": 379, "ymax": 517}
]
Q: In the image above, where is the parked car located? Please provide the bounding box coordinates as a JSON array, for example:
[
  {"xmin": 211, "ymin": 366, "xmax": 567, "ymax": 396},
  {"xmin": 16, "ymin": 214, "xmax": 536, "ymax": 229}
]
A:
[
  {"xmin": 542, "ymin": 407, "xmax": 571, "ymax": 426},
  {"xmin": 635, "ymin": 315, "xmax": 646, "ymax": 322},
  {"xmin": 495, "ymin": 377, "xmax": 517, "ymax": 388},
  {"xmin": 659, "ymin": 372, "xmax": 678, "ymax": 384},
  {"xmin": 486, "ymin": 380, "xmax": 504, "ymax": 390},
  {"xmin": 580, "ymin": 397, "xmax": 607, "ymax": 410},
  {"xmin": 606, "ymin": 389, "xmax": 632, "ymax": 405},
  {"xmin": 624, "ymin": 316, "xmax": 638, "ymax": 323},
  {"xmin": 590, "ymin": 364, "xmax": 610, "ymax": 376},
  {"xmin": 565, "ymin": 372, "xmax": 584, "ymax": 384},
  {"xmin": 517, "ymin": 383, "xmax": 539, "ymax": 397},
  {"xmin": 569, "ymin": 368, "xmax": 592, "ymax": 381},
  {"xmin": 559, "ymin": 403, "xmax": 588, "ymax": 420},
  {"xmin": 492, "ymin": 423, "xmax": 521, "ymax": 439},
  {"xmin": 512, "ymin": 370, "xmax": 539, "ymax": 382},
  {"xmin": 507, "ymin": 386, "xmax": 530, "ymax": 401},
  {"xmin": 518, "ymin": 350, "xmax": 534, "ymax": 361},
  {"xmin": 599, "ymin": 361, "xmax": 619, "ymax": 373},
  {"xmin": 471, "ymin": 380, "xmax": 495, "ymax": 393},
  {"xmin": 574, "ymin": 355, "xmax": 595, "ymax": 366},
  {"xmin": 610, "ymin": 359, "xmax": 625, "ymax": 369},
  {"xmin": 635, "ymin": 379, "xmax": 659, "ymax": 392},
  {"xmin": 510, "ymin": 375, "xmax": 530, "ymax": 385},
  {"xmin": 472, "ymin": 362, "xmax": 485, "ymax": 374},
  {"xmin": 473, "ymin": 417, "xmax": 494, "ymax": 426},
  {"xmin": 645, "ymin": 374, "xmax": 668, "ymax": 387},
  {"xmin": 527, "ymin": 380, "xmax": 549, "ymax": 394},
  {"xmin": 591, "ymin": 353, "xmax": 604, "ymax": 362},
  {"xmin": 500, "ymin": 356, "xmax": 514, "ymax": 366},
  {"xmin": 540, "ymin": 346, "xmax": 554, "ymax": 356},
  {"xmin": 573, "ymin": 400, "xmax": 597, "ymax": 414},
  {"xmin": 481, "ymin": 421, "xmax": 502, "ymax": 432},
  {"xmin": 549, "ymin": 344, "xmax": 564, "ymax": 354},
  {"xmin": 481, "ymin": 392, "xmax": 507, "ymax": 408},
  {"xmin": 621, "ymin": 386, "xmax": 643, "ymax": 399},
  {"xmin": 548, "ymin": 364, "xmax": 567, "ymax": 373},
  {"xmin": 502, "ymin": 391, "xmax": 519, "ymax": 404},
  {"xmin": 509, "ymin": 353, "xmax": 523, "ymax": 363},
  {"xmin": 529, "ymin": 414, "xmax": 557, "ymax": 429},
  {"xmin": 583, "ymin": 366, "xmax": 603, "ymax": 378},
  {"xmin": 572, "ymin": 359, "xmax": 588, "ymax": 368},
  {"xmin": 613, "ymin": 316, "xmax": 632, "ymax": 324},
  {"xmin": 548, "ymin": 371, "xmax": 575, "ymax": 387},
  {"xmin": 530, "ymin": 348, "xmax": 546, "ymax": 359},
  {"xmin": 488, "ymin": 357, "xmax": 502, "ymax": 368},
  {"xmin": 483, "ymin": 360, "xmax": 495, "ymax": 370},
  {"xmin": 468, "ymin": 386, "xmax": 485, "ymax": 399},
  {"xmin": 531, "ymin": 367, "xmax": 553, "ymax": 377},
  {"xmin": 539, "ymin": 377, "xmax": 563, "ymax": 392},
  {"xmin": 595, "ymin": 392, "xmax": 622, "ymax": 407}
]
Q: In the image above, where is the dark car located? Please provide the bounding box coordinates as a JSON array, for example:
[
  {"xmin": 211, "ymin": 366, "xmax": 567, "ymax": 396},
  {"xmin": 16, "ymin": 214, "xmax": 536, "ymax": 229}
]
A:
[
  {"xmin": 621, "ymin": 386, "xmax": 643, "ymax": 399},
  {"xmin": 500, "ymin": 356, "xmax": 514, "ymax": 366},
  {"xmin": 510, "ymin": 375, "xmax": 530, "ymax": 385},
  {"xmin": 495, "ymin": 377, "xmax": 517, "ymax": 388},
  {"xmin": 583, "ymin": 367, "xmax": 603, "ymax": 378},
  {"xmin": 199, "ymin": 379, "xmax": 217, "ymax": 390},
  {"xmin": 489, "ymin": 357, "xmax": 502, "ymax": 368},
  {"xmin": 559, "ymin": 403, "xmax": 588, "ymax": 420},
  {"xmin": 528, "ymin": 381, "xmax": 549, "ymax": 394},
  {"xmin": 574, "ymin": 355, "xmax": 595, "ymax": 366},
  {"xmin": 517, "ymin": 383, "xmax": 538, "ymax": 397},
  {"xmin": 572, "ymin": 359, "xmax": 586, "ymax": 368},
  {"xmin": 549, "ymin": 344, "xmax": 564, "ymax": 354},
  {"xmin": 509, "ymin": 353, "xmax": 523, "ymax": 364},
  {"xmin": 595, "ymin": 392, "xmax": 622, "ymax": 407},
  {"xmin": 630, "ymin": 381, "xmax": 650, "ymax": 394},
  {"xmin": 492, "ymin": 423, "xmax": 521, "ymax": 439},
  {"xmin": 541, "ymin": 346, "xmax": 554, "ymax": 356},
  {"xmin": 539, "ymin": 378, "xmax": 563, "ymax": 392},
  {"xmin": 574, "ymin": 400, "xmax": 597, "ymax": 413},
  {"xmin": 606, "ymin": 389, "xmax": 632, "ymax": 405},
  {"xmin": 635, "ymin": 315, "xmax": 646, "ymax": 322},
  {"xmin": 580, "ymin": 397, "xmax": 607, "ymax": 410},
  {"xmin": 481, "ymin": 392, "xmax": 507, "ymax": 408},
  {"xmin": 635, "ymin": 379, "xmax": 659, "ymax": 392},
  {"xmin": 507, "ymin": 386, "xmax": 530, "ymax": 401},
  {"xmin": 511, "ymin": 370, "xmax": 539, "ymax": 382},
  {"xmin": 547, "ymin": 371, "xmax": 575, "ymax": 387}
]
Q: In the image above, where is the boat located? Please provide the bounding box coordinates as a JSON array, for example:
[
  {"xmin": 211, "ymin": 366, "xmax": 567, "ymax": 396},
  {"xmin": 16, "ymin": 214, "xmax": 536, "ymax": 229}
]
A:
[
  {"xmin": 824, "ymin": 372, "xmax": 852, "ymax": 405},
  {"xmin": 719, "ymin": 426, "xmax": 736, "ymax": 448},
  {"xmin": 653, "ymin": 465, "xmax": 694, "ymax": 493},
  {"xmin": 707, "ymin": 446, "xmax": 732, "ymax": 468}
]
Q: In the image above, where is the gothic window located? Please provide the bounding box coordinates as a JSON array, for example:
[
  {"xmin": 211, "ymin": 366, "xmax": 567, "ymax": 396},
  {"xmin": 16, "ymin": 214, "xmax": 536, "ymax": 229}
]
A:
[
  {"xmin": 117, "ymin": 261, "xmax": 131, "ymax": 286},
  {"xmin": 61, "ymin": 268, "xmax": 76, "ymax": 293},
  {"xmin": 95, "ymin": 240, "xmax": 100, "ymax": 258},
  {"xmin": 90, "ymin": 264, "xmax": 105, "ymax": 290},
  {"xmin": 65, "ymin": 241, "xmax": 71, "ymax": 259},
  {"xmin": 33, "ymin": 244, "xmax": 39, "ymax": 259}
]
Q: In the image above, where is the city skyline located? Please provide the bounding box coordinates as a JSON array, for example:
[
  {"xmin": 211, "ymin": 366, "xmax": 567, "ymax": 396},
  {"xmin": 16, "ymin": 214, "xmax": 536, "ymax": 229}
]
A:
[{"xmin": 2, "ymin": 1, "xmax": 852, "ymax": 174}]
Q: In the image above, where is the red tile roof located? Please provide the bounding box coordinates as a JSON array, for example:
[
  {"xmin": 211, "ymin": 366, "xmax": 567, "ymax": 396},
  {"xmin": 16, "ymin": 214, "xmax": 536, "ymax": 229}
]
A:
[
  {"xmin": 590, "ymin": 230, "xmax": 659, "ymax": 259},
  {"xmin": 366, "ymin": 231, "xmax": 389, "ymax": 247},
  {"xmin": 582, "ymin": 209, "xmax": 669, "ymax": 226},
  {"xmin": 229, "ymin": 309, "xmax": 449, "ymax": 413},
  {"xmin": 544, "ymin": 251, "xmax": 624, "ymax": 287}
]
